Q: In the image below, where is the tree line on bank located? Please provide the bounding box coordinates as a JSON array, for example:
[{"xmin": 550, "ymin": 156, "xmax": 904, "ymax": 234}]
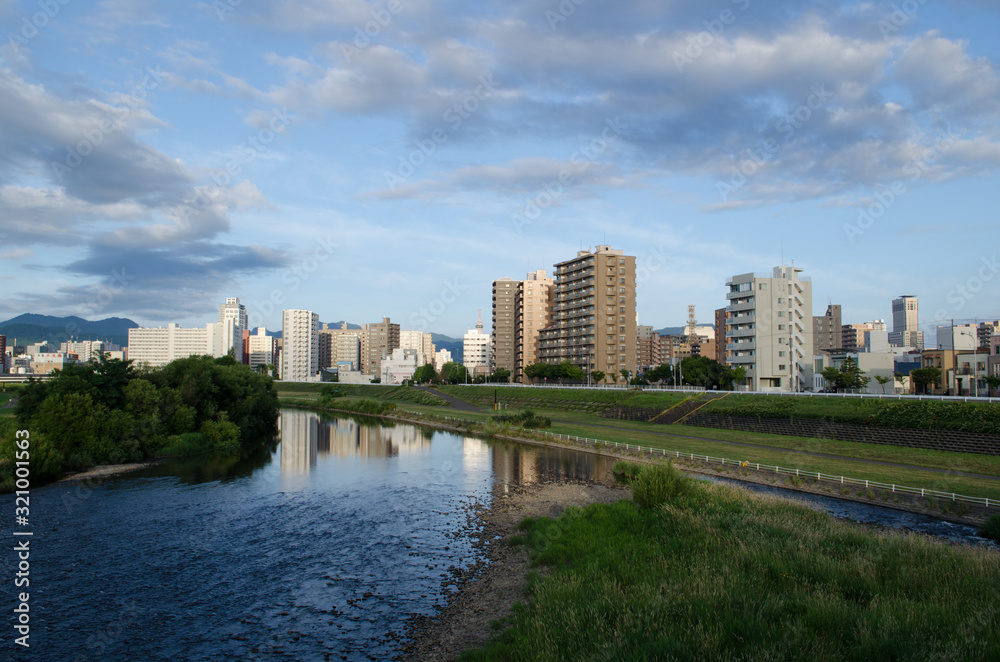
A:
[
  {"xmin": 0, "ymin": 354, "xmax": 280, "ymax": 489},
  {"xmin": 407, "ymin": 355, "xmax": 969, "ymax": 394},
  {"xmin": 405, "ymin": 356, "xmax": 748, "ymax": 390}
]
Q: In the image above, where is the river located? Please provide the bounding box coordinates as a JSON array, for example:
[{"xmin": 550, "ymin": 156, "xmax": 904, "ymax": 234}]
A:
[{"xmin": 6, "ymin": 409, "xmax": 992, "ymax": 661}]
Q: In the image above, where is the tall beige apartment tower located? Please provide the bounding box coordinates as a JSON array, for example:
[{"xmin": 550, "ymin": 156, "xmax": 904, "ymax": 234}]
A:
[
  {"xmin": 538, "ymin": 246, "xmax": 636, "ymax": 381},
  {"xmin": 516, "ymin": 270, "xmax": 555, "ymax": 380},
  {"xmin": 492, "ymin": 270, "xmax": 555, "ymax": 382},
  {"xmin": 492, "ymin": 278, "xmax": 517, "ymax": 375},
  {"xmin": 363, "ymin": 317, "xmax": 400, "ymax": 376}
]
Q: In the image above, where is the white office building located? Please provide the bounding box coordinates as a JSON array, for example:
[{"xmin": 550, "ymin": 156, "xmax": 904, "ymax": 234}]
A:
[
  {"xmin": 380, "ymin": 348, "xmax": 422, "ymax": 384},
  {"xmin": 248, "ymin": 327, "xmax": 276, "ymax": 369},
  {"xmin": 725, "ymin": 266, "xmax": 814, "ymax": 392},
  {"xmin": 433, "ymin": 348, "xmax": 452, "ymax": 371},
  {"xmin": 463, "ymin": 327, "xmax": 491, "ymax": 372},
  {"xmin": 281, "ymin": 309, "xmax": 320, "ymax": 381}
]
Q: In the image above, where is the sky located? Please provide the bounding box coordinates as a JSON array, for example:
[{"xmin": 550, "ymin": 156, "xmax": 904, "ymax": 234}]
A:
[{"xmin": 0, "ymin": 0, "xmax": 998, "ymax": 342}]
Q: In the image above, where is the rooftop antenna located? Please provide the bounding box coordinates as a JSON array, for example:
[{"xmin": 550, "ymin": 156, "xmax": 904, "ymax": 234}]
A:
[{"xmin": 476, "ymin": 309, "xmax": 483, "ymax": 332}]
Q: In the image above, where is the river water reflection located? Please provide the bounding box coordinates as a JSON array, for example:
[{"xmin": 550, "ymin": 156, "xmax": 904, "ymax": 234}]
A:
[
  {"xmin": 9, "ymin": 410, "xmax": 993, "ymax": 661},
  {"xmin": 8, "ymin": 410, "xmax": 615, "ymax": 662}
]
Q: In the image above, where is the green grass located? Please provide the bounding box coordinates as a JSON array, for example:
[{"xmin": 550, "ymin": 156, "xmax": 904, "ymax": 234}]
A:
[
  {"xmin": 460, "ymin": 482, "xmax": 1000, "ymax": 661},
  {"xmin": 438, "ymin": 385, "xmax": 690, "ymax": 413},
  {"xmin": 275, "ymin": 386, "xmax": 1000, "ymax": 499},
  {"xmin": 274, "ymin": 382, "xmax": 448, "ymax": 406},
  {"xmin": 702, "ymin": 393, "xmax": 1000, "ymax": 435},
  {"xmin": 390, "ymin": 405, "xmax": 1000, "ymax": 500}
]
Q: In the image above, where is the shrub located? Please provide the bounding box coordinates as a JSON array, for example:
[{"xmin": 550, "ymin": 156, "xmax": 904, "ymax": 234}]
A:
[
  {"xmin": 613, "ymin": 461, "xmax": 643, "ymax": 484},
  {"xmin": 492, "ymin": 409, "xmax": 551, "ymax": 429},
  {"xmin": 631, "ymin": 462, "xmax": 694, "ymax": 509},
  {"xmin": 979, "ymin": 514, "xmax": 1000, "ymax": 542}
]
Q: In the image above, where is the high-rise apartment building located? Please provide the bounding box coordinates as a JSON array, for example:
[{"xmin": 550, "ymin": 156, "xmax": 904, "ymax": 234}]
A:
[
  {"xmin": 812, "ymin": 304, "xmax": 842, "ymax": 352},
  {"xmin": 492, "ymin": 279, "xmax": 517, "ymax": 374},
  {"xmin": 889, "ymin": 295, "xmax": 923, "ymax": 349},
  {"xmin": 841, "ymin": 320, "xmax": 886, "ymax": 352},
  {"xmin": 538, "ymin": 246, "xmax": 636, "ymax": 380},
  {"xmin": 0, "ymin": 335, "xmax": 6, "ymax": 373},
  {"xmin": 725, "ymin": 266, "xmax": 813, "ymax": 391},
  {"xmin": 362, "ymin": 317, "xmax": 399, "ymax": 376},
  {"xmin": 492, "ymin": 270, "xmax": 555, "ymax": 382},
  {"xmin": 515, "ymin": 270, "xmax": 554, "ymax": 380},
  {"xmin": 128, "ymin": 323, "xmax": 230, "ymax": 368},
  {"xmin": 714, "ymin": 307, "xmax": 727, "ymax": 364},
  {"xmin": 636, "ymin": 325, "xmax": 660, "ymax": 369},
  {"xmin": 318, "ymin": 323, "xmax": 366, "ymax": 371},
  {"xmin": 219, "ymin": 297, "xmax": 248, "ymax": 330},
  {"xmin": 399, "ymin": 330, "xmax": 435, "ymax": 365},
  {"xmin": 281, "ymin": 309, "xmax": 319, "ymax": 381}
]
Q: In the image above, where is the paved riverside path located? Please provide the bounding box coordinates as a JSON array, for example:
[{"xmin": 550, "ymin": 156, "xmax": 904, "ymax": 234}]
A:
[
  {"xmin": 414, "ymin": 386, "xmax": 482, "ymax": 413},
  {"xmin": 550, "ymin": 418, "xmax": 1000, "ymax": 482}
]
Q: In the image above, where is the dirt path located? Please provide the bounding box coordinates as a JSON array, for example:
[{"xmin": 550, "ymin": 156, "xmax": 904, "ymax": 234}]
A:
[
  {"xmin": 415, "ymin": 386, "xmax": 482, "ymax": 412},
  {"xmin": 398, "ymin": 480, "xmax": 629, "ymax": 661}
]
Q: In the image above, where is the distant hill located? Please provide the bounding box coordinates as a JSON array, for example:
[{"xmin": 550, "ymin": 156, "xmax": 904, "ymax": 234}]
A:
[
  {"xmin": 0, "ymin": 314, "xmax": 138, "ymax": 347},
  {"xmin": 431, "ymin": 333, "xmax": 463, "ymax": 363},
  {"xmin": 653, "ymin": 326, "xmax": 687, "ymax": 336}
]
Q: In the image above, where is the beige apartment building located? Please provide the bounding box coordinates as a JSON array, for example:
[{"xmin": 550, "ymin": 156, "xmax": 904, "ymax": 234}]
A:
[
  {"xmin": 363, "ymin": 317, "xmax": 400, "ymax": 376},
  {"xmin": 538, "ymin": 246, "xmax": 636, "ymax": 381},
  {"xmin": 491, "ymin": 270, "xmax": 555, "ymax": 382}
]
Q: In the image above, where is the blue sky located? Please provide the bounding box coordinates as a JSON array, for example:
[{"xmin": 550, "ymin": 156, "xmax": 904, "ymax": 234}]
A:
[{"xmin": 1, "ymin": 0, "xmax": 998, "ymax": 341}]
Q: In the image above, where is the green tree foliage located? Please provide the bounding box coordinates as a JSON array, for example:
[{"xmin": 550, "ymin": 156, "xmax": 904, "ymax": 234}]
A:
[
  {"xmin": 985, "ymin": 375, "xmax": 1000, "ymax": 397},
  {"xmin": 874, "ymin": 375, "xmax": 892, "ymax": 394},
  {"xmin": 439, "ymin": 362, "xmax": 469, "ymax": 384},
  {"xmin": 821, "ymin": 366, "xmax": 841, "ymax": 391},
  {"xmin": 644, "ymin": 364, "xmax": 672, "ymax": 384},
  {"xmin": 835, "ymin": 357, "xmax": 870, "ymax": 392},
  {"xmin": 910, "ymin": 367, "xmax": 941, "ymax": 394},
  {"xmin": 487, "ymin": 368, "xmax": 512, "ymax": 383},
  {"xmin": 589, "ymin": 370, "xmax": 605, "ymax": 385},
  {"xmin": 679, "ymin": 356, "xmax": 732, "ymax": 389},
  {"xmin": 730, "ymin": 366, "xmax": 747, "ymax": 389},
  {"xmin": 1, "ymin": 355, "xmax": 280, "ymax": 489},
  {"xmin": 412, "ymin": 363, "xmax": 438, "ymax": 384}
]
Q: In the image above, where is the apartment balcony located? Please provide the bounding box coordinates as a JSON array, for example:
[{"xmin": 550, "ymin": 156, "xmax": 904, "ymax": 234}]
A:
[
  {"xmin": 726, "ymin": 291, "xmax": 754, "ymax": 301},
  {"xmin": 726, "ymin": 328, "xmax": 755, "ymax": 339},
  {"xmin": 726, "ymin": 341, "xmax": 755, "ymax": 351}
]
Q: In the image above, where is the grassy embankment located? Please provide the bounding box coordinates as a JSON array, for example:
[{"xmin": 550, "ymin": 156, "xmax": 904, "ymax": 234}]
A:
[
  {"xmin": 0, "ymin": 385, "xmax": 20, "ymax": 418},
  {"xmin": 460, "ymin": 463, "xmax": 1000, "ymax": 661},
  {"xmin": 275, "ymin": 384, "xmax": 1000, "ymax": 500}
]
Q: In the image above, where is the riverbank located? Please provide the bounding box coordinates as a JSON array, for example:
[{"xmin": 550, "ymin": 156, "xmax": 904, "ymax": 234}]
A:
[
  {"xmin": 456, "ymin": 472, "xmax": 1000, "ymax": 661},
  {"xmin": 398, "ymin": 480, "xmax": 630, "ymax": 661},
  {"xmin": 56, "ymin": 459, "xmax": 165, "ymax": 483},
  {"xmin": 284, "ymin": 402, "xmax": 996, "ymax": 527}
]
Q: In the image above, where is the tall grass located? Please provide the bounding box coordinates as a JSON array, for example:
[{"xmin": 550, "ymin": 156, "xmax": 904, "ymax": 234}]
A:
[{"xmin": 461, "ymin": 481, "xmax": 1000, "ymax": 661}]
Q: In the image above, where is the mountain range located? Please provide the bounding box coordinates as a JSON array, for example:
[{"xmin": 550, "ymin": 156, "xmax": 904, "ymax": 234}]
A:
[{"xmin": 0, "ymin": 314, "xmax": 138, "ymax": 348}]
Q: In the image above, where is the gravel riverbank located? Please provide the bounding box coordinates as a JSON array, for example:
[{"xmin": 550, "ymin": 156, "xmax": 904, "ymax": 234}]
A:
[{"xmin": 398, "ymin": 480, "xmax": 630, "ymax": 661}]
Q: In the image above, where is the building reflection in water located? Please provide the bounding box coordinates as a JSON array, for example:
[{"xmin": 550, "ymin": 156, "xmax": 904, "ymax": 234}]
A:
[
  {"xmin": 279, "ymin": 410, "xmax": 434, "ymax": 474},
  {"xmin": 489, "ymin": 441, "xmax": 612, "ymax": 493},
  {"xmin": 278, "ymin": 409, "xmax": 612, "ymax": 487}
]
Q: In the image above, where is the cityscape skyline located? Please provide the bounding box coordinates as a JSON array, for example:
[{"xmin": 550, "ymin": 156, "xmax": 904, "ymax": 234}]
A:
[{"xmin": 1, "ymin": 1, "xmax": 999, "ymax": 340}]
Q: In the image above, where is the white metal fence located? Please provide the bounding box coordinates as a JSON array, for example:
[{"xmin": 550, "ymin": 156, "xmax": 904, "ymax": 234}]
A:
[
  {"xmin": 444, "ymin": 382, "xmax": 1000, "ymax": 403},
  {"xmin": 528, "ymin": 429, "xmax": 996, "ymax": 509}
]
